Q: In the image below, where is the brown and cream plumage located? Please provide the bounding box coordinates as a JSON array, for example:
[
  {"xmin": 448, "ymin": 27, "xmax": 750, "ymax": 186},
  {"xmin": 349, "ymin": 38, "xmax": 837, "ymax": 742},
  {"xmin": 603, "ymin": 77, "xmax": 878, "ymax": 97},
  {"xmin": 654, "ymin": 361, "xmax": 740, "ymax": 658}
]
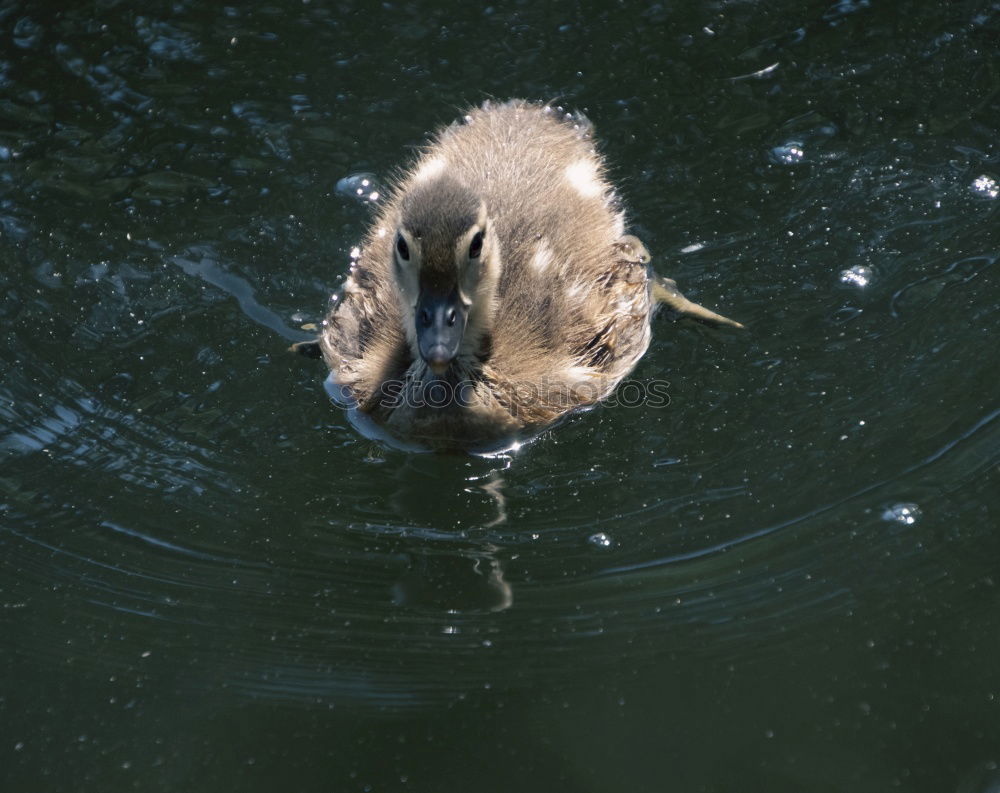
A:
[{"xmin": 308, "ymin": 100, "xmax": 740, "ymax": 450}]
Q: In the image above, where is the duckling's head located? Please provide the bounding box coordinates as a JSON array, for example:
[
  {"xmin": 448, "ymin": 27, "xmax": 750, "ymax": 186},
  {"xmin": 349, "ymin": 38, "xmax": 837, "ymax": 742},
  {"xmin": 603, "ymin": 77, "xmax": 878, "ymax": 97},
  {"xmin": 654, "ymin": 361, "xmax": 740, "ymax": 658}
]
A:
[{"xmin": 392, "ymin": 171, "xmax": 499, "ymax": 374}]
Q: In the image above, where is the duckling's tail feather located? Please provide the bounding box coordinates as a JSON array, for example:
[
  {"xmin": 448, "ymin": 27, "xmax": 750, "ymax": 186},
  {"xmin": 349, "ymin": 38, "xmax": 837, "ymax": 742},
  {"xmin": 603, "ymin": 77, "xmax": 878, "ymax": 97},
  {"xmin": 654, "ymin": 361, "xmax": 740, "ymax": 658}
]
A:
[{"xmin": 653, "ymin": 276, "xmax": 744, "ymax": 329}]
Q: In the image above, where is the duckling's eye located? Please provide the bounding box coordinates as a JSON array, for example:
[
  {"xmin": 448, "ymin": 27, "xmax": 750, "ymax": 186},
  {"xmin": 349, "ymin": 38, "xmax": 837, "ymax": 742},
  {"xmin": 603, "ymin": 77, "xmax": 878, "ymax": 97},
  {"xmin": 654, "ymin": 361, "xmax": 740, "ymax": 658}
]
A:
[
  {"xmin": 468, "ymin": 230, "xmax": 484, "ymax": 260},
  {"xmin": 396, "ymin": 235, "xmax": 410, "ymax": 262}
]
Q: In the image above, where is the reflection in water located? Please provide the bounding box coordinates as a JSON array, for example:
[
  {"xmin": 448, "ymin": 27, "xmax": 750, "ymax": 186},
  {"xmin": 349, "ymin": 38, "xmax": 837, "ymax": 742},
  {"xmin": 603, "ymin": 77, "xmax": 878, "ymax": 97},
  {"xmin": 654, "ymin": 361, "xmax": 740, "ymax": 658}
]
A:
[
  {"xmin": 381, "ymin": 460, "xmax": 514, "ymax": 610},
  {"xmin": 172, "ymin": 246, "xmax": 313, "ymax": 342},
  {"xmin": 467, "ymin": 468, "xmax": 509, "ymax": 529},
  {"xmin": 392, "ymin": 546, "xmax": 513, "ymax": 613},
  {"xmin": 957, "ymin": 762, "xmax": 1000, "ymax": 793}
]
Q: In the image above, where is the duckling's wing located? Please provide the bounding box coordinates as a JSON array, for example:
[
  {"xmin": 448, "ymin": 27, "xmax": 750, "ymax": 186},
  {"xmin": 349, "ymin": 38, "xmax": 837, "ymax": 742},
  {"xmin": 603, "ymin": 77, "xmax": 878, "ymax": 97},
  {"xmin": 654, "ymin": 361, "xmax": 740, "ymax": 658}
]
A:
[
  {"xmin": 320, "ymin": 236, "xmax": 413, "ymax": 408},
  {"xmin": 613, "ymin": 234, "xmax": 651, "ymax": 265}
]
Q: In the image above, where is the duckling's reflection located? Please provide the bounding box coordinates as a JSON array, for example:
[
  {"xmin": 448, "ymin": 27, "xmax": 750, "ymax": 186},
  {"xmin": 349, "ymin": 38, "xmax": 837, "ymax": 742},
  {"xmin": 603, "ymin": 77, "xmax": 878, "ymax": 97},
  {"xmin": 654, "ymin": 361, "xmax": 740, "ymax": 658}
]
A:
[
  {"xmin": 382, "ymin": 457, "xmax": 514, "ymax": 612},
  {"xmin": 379, "ymin": 453, "xmax": 510, "ymax": 529},
  {"xmin": 465, "ymin": 467, "xmax": 508, "ymax": 528},
  {"xmin": 392, "ymin": 544, "xmax": 512, "ymax": 613}
]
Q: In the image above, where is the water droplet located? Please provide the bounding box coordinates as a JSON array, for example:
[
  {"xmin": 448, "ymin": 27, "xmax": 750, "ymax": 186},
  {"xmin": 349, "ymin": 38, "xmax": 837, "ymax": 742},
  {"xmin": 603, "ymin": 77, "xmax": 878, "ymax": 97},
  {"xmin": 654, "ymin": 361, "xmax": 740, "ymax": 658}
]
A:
[
  {"xmin": 830, "ymin": 305, "xmax": 864, "ymax": 323},
  {"xmin": 839, "ymin": 265, "xmax": 873, "ymax": 287},
  {"xmin": 769, "ymin": 141, "xmax": 805, "ymax": 165},
  {"xmin": 335, "ymin": 173, "xmax": 382, "ymax": 203},
  {"xmin": 13, "ymin": 17, "xmax": 43, "ymax": 50},
  {"xmin": 970, "ymin": 174, "xmax": 999, "ymax": 199},
  {"xmin": 882, "ymin": 503, "xmax": 921, "ymax": 525},
  {"xmin": 588, "ymin": 532, "xmax": 613, "ymax": 549}
]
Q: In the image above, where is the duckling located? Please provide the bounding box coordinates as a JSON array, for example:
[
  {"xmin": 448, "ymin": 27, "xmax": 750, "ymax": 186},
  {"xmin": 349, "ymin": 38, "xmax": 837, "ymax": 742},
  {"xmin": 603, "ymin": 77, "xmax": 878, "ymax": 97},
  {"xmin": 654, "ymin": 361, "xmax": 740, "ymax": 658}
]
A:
[{"xmin": 305, "ymin": 100, "xmax": 741, "ymax": 450}]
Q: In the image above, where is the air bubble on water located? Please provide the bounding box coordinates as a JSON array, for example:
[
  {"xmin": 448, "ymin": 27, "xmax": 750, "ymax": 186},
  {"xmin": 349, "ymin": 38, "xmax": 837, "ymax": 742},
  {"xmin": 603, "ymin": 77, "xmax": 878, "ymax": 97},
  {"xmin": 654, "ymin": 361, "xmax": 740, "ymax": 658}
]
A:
[
  {"xmin": 588, "ymin": 532, "xmax": 613, "ymax": 549},
  {"xmin": 769, "ymin": 141, "xmax": 805, "ymax": 165},
  {"xmin": 970, "ymin": 174, "xmax": 999, "ymax": 199},
  {"xmin": 335, "ymin": 173, "xmax": 382, "ymax": 203},
  {"xmin": 839, "ymin": 265, "xmax": 873, "ymax": 287},
  {"xmin": 882, "ymin": 503, "xmax": 921, "ymax": 525}
]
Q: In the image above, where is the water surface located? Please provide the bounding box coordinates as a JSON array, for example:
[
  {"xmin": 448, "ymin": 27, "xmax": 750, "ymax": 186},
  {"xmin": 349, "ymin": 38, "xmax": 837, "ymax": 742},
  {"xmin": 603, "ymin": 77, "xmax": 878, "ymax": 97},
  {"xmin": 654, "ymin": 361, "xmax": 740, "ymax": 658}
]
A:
[{"xmin": 2, "ymin": 1, "xmax": 999, "ymax": 791}]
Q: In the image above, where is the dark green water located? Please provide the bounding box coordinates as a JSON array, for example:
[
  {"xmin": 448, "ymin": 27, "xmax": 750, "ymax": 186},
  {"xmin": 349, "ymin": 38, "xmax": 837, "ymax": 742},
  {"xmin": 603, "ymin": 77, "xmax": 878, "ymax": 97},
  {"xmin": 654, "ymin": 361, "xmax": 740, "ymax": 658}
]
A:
[{"xmin": 2, "ymin": 1, "xmax": 999, "ymax": 790}]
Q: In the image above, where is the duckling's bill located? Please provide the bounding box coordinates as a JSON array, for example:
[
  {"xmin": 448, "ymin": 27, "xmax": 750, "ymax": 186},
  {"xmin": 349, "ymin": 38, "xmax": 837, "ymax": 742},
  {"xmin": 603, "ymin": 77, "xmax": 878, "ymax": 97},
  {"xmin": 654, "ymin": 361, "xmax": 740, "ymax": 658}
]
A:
[{"xmin": 416, "ymin": 286, "xmax": 468, "ymax": 372}]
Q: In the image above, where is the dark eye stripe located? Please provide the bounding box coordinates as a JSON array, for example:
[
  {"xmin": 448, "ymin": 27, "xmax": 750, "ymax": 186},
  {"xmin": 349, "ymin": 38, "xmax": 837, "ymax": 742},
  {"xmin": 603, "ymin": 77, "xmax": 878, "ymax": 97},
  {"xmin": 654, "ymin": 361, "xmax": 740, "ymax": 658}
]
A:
[
  {"xmin": 396, "ymin": 234, "xmax": 410, "ymax": 261},
  {"xmin": 469, "ymin": 230, "xmax": 484, "ymax": 259}
]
